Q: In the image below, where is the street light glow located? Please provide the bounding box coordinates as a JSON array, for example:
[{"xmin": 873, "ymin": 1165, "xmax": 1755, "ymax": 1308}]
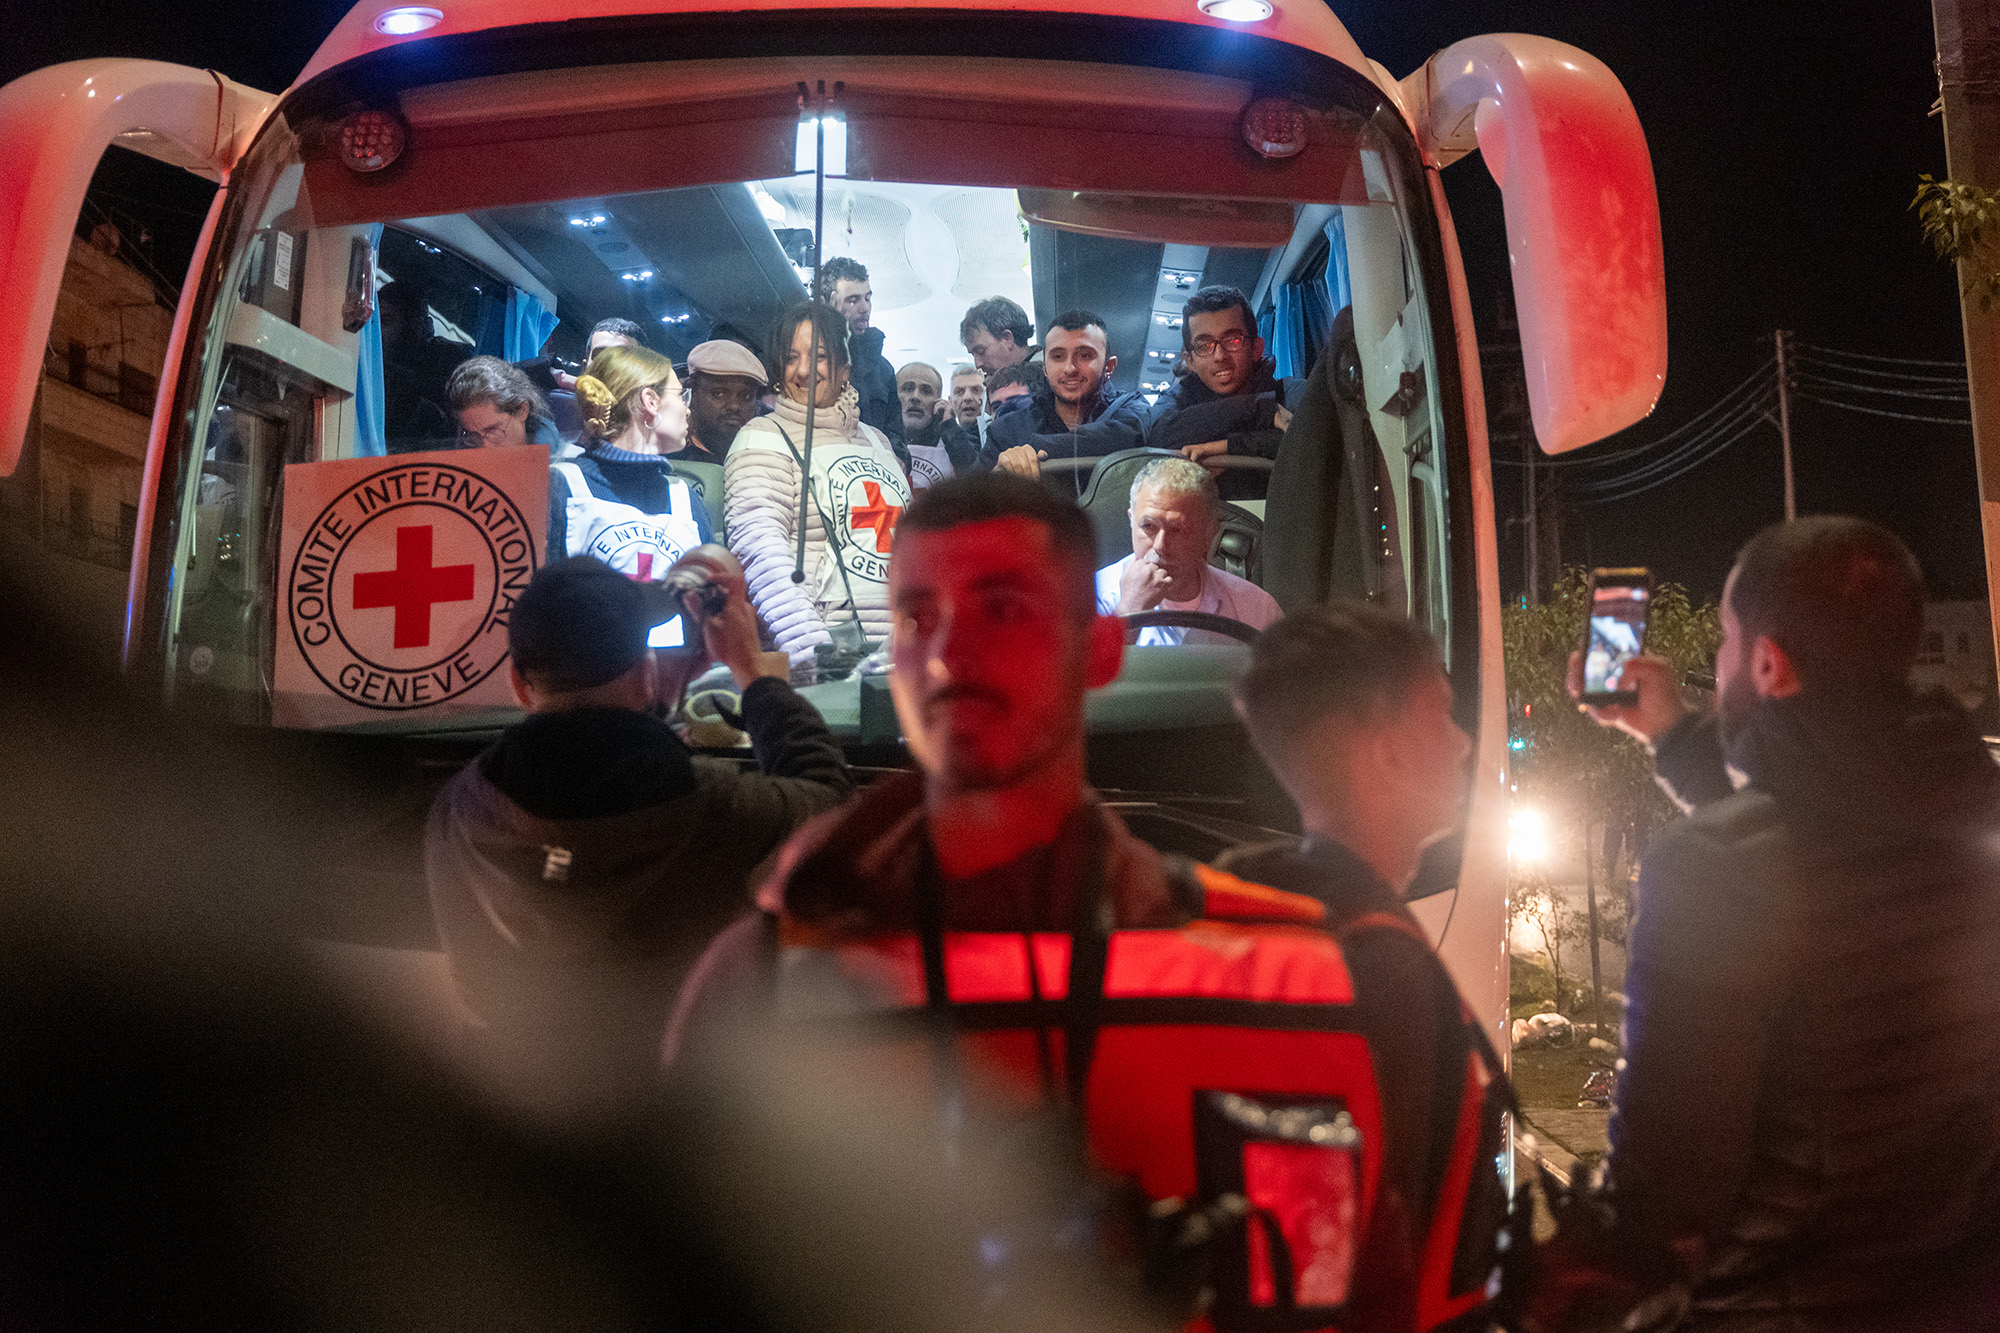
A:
[{"xmin": 1508, "ymin": 807, "xmax": 1548, "ymax": 863}]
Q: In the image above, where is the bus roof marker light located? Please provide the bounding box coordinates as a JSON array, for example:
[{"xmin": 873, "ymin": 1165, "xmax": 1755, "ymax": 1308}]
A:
[
  {"xmin": 1242, "ymin": 98, "xmax": 1309, "ymax": 159},
  {"xmin": 336, "ymin": 109, "xmax": 408, "ymax": 173},
  {"xmin": 1198, "ymin": 0, "xmax": 1273, "ymax": 21},
  {"xmin": 374, "ymin": 6, "xmax": 442, "ymax": 35}
]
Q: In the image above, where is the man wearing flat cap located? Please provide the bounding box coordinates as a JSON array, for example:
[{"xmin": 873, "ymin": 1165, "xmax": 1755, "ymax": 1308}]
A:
[
  {"xmin": 424, "ymin": 548, "xmax": 850, "ymax": 1122},
  {"xmin": 676, "ymin": 339, "xmax": 769, "ymax": 463}
]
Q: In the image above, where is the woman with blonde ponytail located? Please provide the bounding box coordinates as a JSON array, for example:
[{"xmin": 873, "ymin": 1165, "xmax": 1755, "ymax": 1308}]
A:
[
  {"xmin": 547, "ymin": 343, "xmax": 713, "ymax": 577},
  {"xmin": 725, "ymin": 302, "xmax": 912, "ymax": 662}
]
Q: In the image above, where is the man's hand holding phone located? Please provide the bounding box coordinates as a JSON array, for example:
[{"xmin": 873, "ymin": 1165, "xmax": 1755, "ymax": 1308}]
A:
[{"xmin": 1567, "ymin": 651, "xmax": 1689, "ymax": 746}]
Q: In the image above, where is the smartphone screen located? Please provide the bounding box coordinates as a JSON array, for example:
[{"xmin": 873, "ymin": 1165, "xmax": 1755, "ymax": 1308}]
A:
[
  {"xmin": 1583, "ymin": 574, "xmax": 1650, "ymax": 699},
  {"xmin": 647, "ymin": 615, "xmax": 687, "ymax": 649}
]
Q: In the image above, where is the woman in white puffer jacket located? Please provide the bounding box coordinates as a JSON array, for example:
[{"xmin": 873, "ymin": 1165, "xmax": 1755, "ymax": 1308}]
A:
[{"xmin": 726, "ymin": 303, "xmax": 913, "ymax": 661}]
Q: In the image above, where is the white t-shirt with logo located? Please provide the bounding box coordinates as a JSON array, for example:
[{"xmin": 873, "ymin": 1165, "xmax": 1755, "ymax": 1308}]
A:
[{"xmin": 1094, "ymin": 554, "xmax": 1282, "ymax": 645}]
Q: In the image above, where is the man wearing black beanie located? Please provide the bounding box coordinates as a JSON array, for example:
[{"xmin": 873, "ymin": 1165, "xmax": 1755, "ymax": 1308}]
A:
[{"xmin": 425, "ymin": 548, "xmax": 851, "ymax": 1123}]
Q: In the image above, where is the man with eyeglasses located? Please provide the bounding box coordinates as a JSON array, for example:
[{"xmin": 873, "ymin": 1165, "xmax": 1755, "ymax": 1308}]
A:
[{"xmin": 1147, "ymin": 286, "xmax": 1304, "ymax": 479}]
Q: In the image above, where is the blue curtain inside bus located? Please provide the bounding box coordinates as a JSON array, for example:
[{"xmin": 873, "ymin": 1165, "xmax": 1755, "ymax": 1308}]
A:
[
  {"xmin": 1268, "ymin": 280, "xmax": 1331, "ymax": 380},
  {"xmin": 503, "ymin": 290, "xmax": 560, "ymax": 362},
  {"xmin": 1265, "ymin": 213, "xmax": 1354, "ymax": 379},
  {"xmin": 354, "ymin": 224, "xmax": 386, "ymax": 457},
  {"xmin": 1324, "ymin": 212, "xmax": 1352, "ymax": 318}
]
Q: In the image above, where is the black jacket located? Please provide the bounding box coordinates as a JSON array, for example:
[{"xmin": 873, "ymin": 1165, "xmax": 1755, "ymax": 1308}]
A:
[
  {"xmin": 1218, "ymin": 837, "xmax": 1511, "ymax": 1319},
  {"xmin": 1603, "ymin": 688, "xmax": 2000, "ymax": 1329},
  {"xmin": 848, "ymin": 326, "xmax": 903, "ymax": 445},
  {"xmin": 975, "ymin": 381, "xmax": 1149, "ymax": 472},
  {"xmin": 1144, "ymin": 359, "xmax": 1305, "ymax": 461},
  {"xmin": 1649, "ymin": 711, "xmax": 1737, "ymax": 813},
  {"xmin": 424, "ymin": 678, "xmax": 851, "ymax": 1119}
]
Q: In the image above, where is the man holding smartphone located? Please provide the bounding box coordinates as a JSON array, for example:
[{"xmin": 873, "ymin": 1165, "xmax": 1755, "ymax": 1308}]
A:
[
  {"xmin": 425, "ymin": 549, "xmax": 852, "ymax": 1124},
  {"xmin": 1531, "ymin": 517, "xmax": 2000, "ymax": 1330},
  {"xmin": 1569, "ymin": 569, "xmax": 1737, "ymax": 813}
]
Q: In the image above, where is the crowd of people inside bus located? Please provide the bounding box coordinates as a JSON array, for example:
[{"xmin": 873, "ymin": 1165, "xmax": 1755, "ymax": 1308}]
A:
[{"xmin": 431, "ymin": 269, "xmax": 1306, "ymax": 666}]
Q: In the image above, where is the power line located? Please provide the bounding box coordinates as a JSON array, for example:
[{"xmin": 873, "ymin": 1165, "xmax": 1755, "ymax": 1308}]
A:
[
  {"xmin": 1571, "ymin": 392, "xmax": 1777, "ymax": 499},
  {"xmin": 1793, "ymin": 391, "xmax": 1971, "ymax": 427},
  {"xmin": 1491, "ymin": 359, "xmax": 1776, "ymax": 470},
  {"xmin": 1791, "ymin": 356, "xmax": 1969, "ymax": 387},
  {"xmin": 1792, "ymin": 341, "xmax": 1966, "ymax": 370},
  {"xmin": 1795, "ymin": 373, "xmax": 1969, "ymax": 403},
  {"xmin": 1576, "ymin": 415, "xmax": 1773, "ymax": 505}
]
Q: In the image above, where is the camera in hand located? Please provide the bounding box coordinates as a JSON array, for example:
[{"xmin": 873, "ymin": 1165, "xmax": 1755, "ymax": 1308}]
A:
[{"xmin": 643, "ymin": 566, "xmax": 728, "ymax": 653}]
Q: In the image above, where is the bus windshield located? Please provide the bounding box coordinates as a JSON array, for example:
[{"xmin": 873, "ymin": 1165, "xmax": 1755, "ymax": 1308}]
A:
[{"xmin": 141, "ymin": 54, "xmax": 1460, "ymax": 749}]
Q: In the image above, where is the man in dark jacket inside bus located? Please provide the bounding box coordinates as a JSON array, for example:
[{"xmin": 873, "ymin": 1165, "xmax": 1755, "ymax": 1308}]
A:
[
  {"xmin": 1532, "ymin": 516, "xmax": 2000, "ymax": 1332},
  {"xmin": 425, "ymin": 550, "xmax": 851, "ymax": 1123},
  {"xmin": 1146, "ymin": 286, "xmax": 1304, "ymax": 482},
  {"xmin": 978, "ymin": 310, "xmax": 1148, "ymax": 478},
  {"xmin": 818, "ymin": 256, "xmax": 902, "ymax": 444}
]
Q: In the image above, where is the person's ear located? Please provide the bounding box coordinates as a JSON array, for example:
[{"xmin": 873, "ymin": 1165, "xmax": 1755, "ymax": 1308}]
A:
[
  {"xmin": 1252, "ymin": 336, "xmax": 1267, "ymax": 363},
  {"xmin": 509, "ymin": 665, "xmax": 537, "ymax": 710},
  {"xmin": 1751, "ymin": 634, "xmax": 1801, "ymax": 699},
  {"xmin": 1103, "ymin": 353, "xmax": 1118, "ymax": 378},
  {"xmin": 1085, "ymin": 612, "xmax": 1125, "ymax": 690},
  {"xmin": 511, "ymin": 402, "xmax": 530, "ymax": 422}
]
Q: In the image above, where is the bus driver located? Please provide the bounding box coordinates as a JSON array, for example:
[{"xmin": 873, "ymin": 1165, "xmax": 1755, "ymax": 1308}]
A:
[{"xmin": 1097, "ymin": 457, "xmax": 1278, "ymax": 645}]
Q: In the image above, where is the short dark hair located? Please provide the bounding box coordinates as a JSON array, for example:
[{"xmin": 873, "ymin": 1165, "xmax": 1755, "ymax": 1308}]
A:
[
  {"xmin": 1728, "ymin": 515, "xmax": 1925, "ymax": 689},
  {"xmin": 1182, "ymin": 286, "xmax": 1258, "ymax": 350},
  {"xmin": 509, "ymin": 557, "xmax": 669, "ymax": 692},
  {"xmin": 960, "ymin": 296, "xmax": 1034, "ymax": 349},
  {"xmin": 896, "ymin": 472, "xmax": 1099, "ymax": 620},
  {"xmin": 445, "ymin": 355, "xmax": 552, "ymax": 423},
  {"xmin": 591, "ymin": 317, "xmax": 645, "ymax": 343},
  {"xmin": 1234, "ymin": 601, "xmax": 1443, "ymax": 761},
  {"xmin": 1047, "ymin": 309, "xmax": 1107, "ymax": 338},
  {"xmin": 768, "ymin": 302, "xmax": 851, "ymax": 385},
  {"xmin": 815, "ymin": 256, "xmax": 870, "ymax": 304},
  {"xmin": 988, "ymin": 362, "xmax": 1046, "ymax": 395}
]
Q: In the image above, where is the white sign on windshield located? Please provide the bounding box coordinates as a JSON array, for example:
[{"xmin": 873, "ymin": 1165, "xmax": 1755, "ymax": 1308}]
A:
[{"xmin": 273, "ymin": 446, "xmax": 547, "ymax": 728}]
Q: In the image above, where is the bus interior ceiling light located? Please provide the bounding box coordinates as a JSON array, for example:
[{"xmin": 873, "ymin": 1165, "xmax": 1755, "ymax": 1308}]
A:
[
  {"xmin": 374, "ymin": 6, "xmax": 443, "ymax": 34},
  {"xmin": 1198, "ymin": 0, "xmax": 1274, "ymax": 21},
  {"xmin": 1242, "ymin": 98, "xmax": 1308, "ymax": 159},
  {"xmin": 795, "ymin": 83, "xmax": 848, "ymax": 177},
  {"xmin": 337, "ymin": 109, "xmax": 408, "ymax": 173}
]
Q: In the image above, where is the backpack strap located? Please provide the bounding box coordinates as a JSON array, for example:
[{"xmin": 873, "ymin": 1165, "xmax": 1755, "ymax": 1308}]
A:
[{"xmin": 552, "ymin": 461, "xmax": 592, "ymax": 502}]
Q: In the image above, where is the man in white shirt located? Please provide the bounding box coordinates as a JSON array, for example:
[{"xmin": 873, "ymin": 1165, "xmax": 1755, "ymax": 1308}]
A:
[{"xmin": 1095, "ymin": 456, "xmax": 1280, "ymax": 645}]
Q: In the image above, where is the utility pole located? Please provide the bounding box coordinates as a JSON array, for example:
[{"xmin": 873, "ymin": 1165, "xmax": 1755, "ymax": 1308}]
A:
[
  {"xmin": 1523, "ymin": 434, "xmax": 1540, "ymax": 604},
  {"xmin": 1584, "ymin": 812, "xmax": 1604, "ymax": 1037},
  {"xmin": 1775, "ymin": 329, "xmax": 1797, "ymax": 521},
  {"xmin": 1932, "ymin": 0, "xmax": 2000, "ymax": 669}
]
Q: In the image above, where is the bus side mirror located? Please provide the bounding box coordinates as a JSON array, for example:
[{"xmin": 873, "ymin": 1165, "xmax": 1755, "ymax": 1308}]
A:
[
  {"xmin": 1403, "ymin": 35, "xmax": 1667, "ymax": 454},
  {"xmin": 0, "ymin": 59, "xmax": 276, "ymax": 475}
]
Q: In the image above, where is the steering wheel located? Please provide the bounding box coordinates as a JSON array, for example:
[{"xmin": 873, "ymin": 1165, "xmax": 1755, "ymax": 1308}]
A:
[
  {"xmin": 1035, "ymin": 455, "xmax": 1277, "ymax": 477},
  {"xmin": 1120, "ymin": 610, "xmax": 1263, "ymax": 643}
]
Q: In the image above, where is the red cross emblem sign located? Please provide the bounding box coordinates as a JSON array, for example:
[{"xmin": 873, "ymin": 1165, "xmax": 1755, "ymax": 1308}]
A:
[
  {"xmin": 848, "ymin": 480, "xmax": 901, "ymax": 554},
  {"xmin": 350, "ymin": 524, "xmax": 477, "ymax": 648},
  {"xmin": 272, "ymin": 449, "xmax": 547, "ymax": 727},
  {"xmin": 823, "ymin": 452, "xmax": 910, "ymax": 587}
]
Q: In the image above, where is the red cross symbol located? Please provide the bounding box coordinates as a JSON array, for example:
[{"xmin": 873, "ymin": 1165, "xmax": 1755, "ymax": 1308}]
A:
[
  {"xmin": 351, "ymin": 524, "xmax": 476, "ymax": 649},
  {"xmin": 849, "ymin": 480, "xmax": 901, "ymax": 554}
]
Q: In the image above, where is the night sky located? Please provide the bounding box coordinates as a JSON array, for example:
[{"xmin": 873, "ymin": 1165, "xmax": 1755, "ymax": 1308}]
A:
[{"xmin": 5, "ymin": 0, "xmax": 1966, "ymax": 603}]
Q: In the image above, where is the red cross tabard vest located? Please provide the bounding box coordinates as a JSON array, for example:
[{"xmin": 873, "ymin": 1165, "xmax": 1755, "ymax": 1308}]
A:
[{"xmin": 771, "ymin": 861, "xmax": 1503, "ymax": 1332}]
